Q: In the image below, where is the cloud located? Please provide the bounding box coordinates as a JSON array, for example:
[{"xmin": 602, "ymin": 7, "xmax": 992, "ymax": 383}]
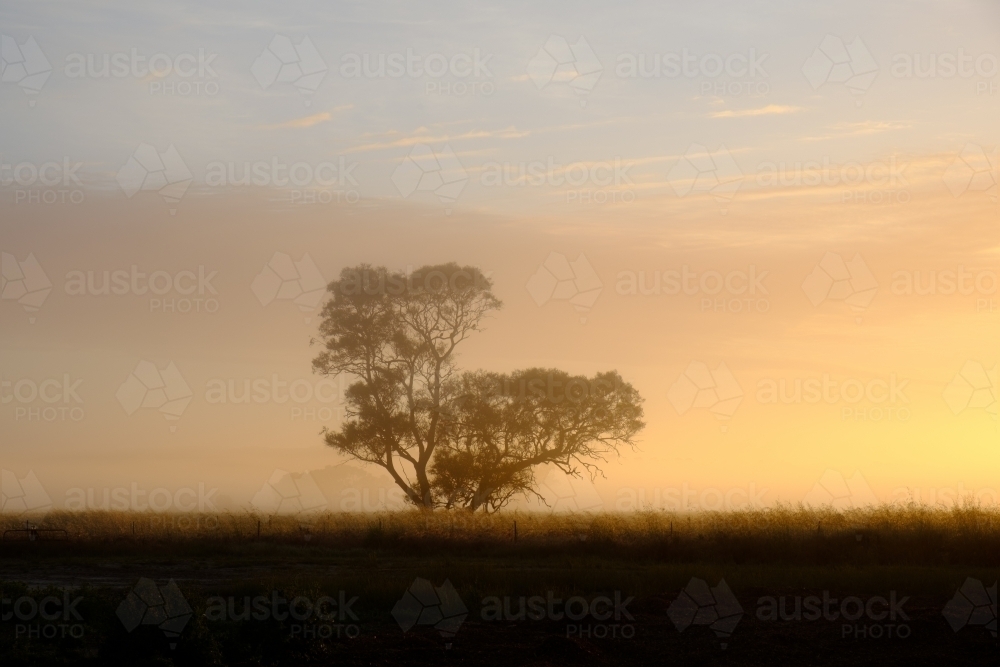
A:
[
  {"xmin": 347, "ymin": 126, "xmax": 530, "ymax": 154},
  {"xmin": 350, "ymin": 118, "xmax": 632, "ymax": 155},
  {"xmin": 802, "ymin": 120, "xmax": 910, "ymax": 141},
  {"xmin": 259, "ymin": 105, "xmax": 353, "ymax": 129},
  {"xmin": 709, "ymin": 104, "xmax": 803, "ymax": 119}
]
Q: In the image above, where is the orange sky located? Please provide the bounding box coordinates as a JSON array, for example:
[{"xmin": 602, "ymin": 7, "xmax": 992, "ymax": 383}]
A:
[{"xmin": 1, "ymin": 0, "xmax": 997, "ymax": 513}]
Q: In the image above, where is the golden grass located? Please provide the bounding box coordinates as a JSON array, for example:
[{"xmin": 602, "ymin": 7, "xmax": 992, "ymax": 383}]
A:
[{"xmin": 2, "ymin": 502, "xmax": 997, "ymax": 547}]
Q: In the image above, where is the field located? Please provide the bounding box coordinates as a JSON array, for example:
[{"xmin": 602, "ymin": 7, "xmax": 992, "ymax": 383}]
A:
[{"xmin": 1, "ymin": 506, "xmax": 997, "ymax": 665}]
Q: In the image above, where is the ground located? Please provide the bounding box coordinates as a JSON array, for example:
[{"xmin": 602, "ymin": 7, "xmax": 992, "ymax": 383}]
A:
[{"xmin": 0, "ymin": 509, "xmax": 997, "ymax": 665}]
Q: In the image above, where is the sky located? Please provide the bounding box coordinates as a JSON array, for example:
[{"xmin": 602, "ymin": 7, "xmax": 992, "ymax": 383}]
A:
[{"xmin": 1, "ymin": 0, "xmax": 998, "ymax": 514}]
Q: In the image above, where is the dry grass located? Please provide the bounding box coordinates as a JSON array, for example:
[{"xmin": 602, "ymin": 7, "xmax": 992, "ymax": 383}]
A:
[
  {"xmin": 1, "ymin": 506, "xmax": 997, "ymax": 666},
  {"xmin": 2, "ymin": 503, "xmax": 998, "ymax": 566}
]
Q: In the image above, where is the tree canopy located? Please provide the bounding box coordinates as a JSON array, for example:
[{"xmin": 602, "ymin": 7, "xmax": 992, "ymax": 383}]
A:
[{"xmin": 312, "ymin": 263, "xmax": 644, "ymax": 511}]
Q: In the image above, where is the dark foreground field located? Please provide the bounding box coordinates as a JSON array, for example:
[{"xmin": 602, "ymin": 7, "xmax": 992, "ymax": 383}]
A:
[{"xmin": 1, "ymin": 508, "xmax": 997, "ymax": 665}]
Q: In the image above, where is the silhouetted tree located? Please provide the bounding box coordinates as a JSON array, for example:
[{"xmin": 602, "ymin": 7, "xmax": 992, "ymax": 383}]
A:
[
  {"xmin": 312, "ymin": 263, "xmax": 644, "ymax": 511},
  {"xmin": 432, "ymin": 369, "xmax": 644, "ymax": 511}
]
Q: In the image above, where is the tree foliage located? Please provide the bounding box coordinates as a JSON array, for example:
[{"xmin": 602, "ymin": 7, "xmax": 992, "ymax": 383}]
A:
[
  {"xmin": 432, "ymin": 369, "xmax": 645, "ymax": 511},
  {"xmin": 312, "ymin": 263, "xmax": 644, "ymax": 511}
]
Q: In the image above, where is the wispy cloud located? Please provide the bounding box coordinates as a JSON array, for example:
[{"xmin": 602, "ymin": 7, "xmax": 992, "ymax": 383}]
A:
[
  {"xmin": 709, "ymin": 104, "xmax": 804, "ymax": 119},
  {"xmin": 259, "ymin": 105, "xmax": 353, "ymax": 129},
  {"xmin": 347, "ymin": 126, "xmax": 531, "ymax": 153},
  {"xmin": 802, "ymin": 120, "xmax": 910, "ymax": 141}
]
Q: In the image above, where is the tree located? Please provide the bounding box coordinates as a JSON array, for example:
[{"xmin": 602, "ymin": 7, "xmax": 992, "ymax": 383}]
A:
[
  {"xmin": 431, "ymin": 369, "xmax": 644, "ymax": 511},
  {"xmin": 312, "ymin": 263, "xmax": 645, "ymax": 511},
  {"xmin": 312, "ymin": 263, "xmax": 500, "ymax": 508}
]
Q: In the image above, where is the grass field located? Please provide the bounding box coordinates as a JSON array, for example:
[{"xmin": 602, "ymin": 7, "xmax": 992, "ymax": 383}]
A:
[{"xmin": 1, "ymin": 506, "xmax": 997, "ymax": 665}]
